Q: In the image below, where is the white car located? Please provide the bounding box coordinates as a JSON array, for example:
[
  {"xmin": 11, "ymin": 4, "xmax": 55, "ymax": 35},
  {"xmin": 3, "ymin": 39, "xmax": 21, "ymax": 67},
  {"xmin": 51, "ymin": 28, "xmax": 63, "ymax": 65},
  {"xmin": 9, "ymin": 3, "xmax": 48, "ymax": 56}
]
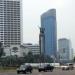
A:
[
  {"xmin": 61, "ymin": 66, "xmax": 69, "ymax": 70},
  {"xmin": 61, "ymin": 63, "xmax": 74, "ymax": 70}
]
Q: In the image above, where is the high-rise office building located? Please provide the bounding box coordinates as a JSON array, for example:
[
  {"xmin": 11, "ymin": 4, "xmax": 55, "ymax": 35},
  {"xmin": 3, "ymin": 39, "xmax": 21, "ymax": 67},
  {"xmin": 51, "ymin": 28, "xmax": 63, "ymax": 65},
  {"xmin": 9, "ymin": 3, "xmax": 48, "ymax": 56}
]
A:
[
  {"xmin": 0, "ymin": 0, "xmax": 21, "ymax": 46},
  {"xmin": 41, "ymin": 9, "xmax": 57, "ymax": 58},
  {"xmin": 58, "ymin": 38, "xmax": 73, "ymax": 63}
]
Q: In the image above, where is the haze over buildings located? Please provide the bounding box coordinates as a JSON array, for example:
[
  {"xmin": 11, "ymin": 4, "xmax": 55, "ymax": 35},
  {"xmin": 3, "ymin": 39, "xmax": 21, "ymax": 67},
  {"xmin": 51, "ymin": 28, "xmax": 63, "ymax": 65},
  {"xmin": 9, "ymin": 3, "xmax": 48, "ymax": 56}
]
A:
[
  {"xmin": 22, "ymin": 0, "xmax": 75, "ymax": 57},
  {"xmin": 0, "ymin": 0, "xmax": 74, "ymax": 59}
]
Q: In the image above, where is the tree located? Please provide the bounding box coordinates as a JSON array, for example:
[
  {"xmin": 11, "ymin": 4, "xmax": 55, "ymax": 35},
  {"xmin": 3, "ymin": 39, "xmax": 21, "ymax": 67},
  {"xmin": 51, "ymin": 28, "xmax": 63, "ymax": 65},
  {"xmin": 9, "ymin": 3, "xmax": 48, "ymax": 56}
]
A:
[
  {"xmin": 73, "ymin": 57, "xmax": 75, "ymax": 62},
  {"xmin": 12, "ymin": 47, "xmax": 18, "ymax": 53},
  {"xmin": 0, "ymin": 42, "xmax": 4, "ymax": 58},
  {"xmin": 45, "ymin": 55, "xmax": 54, "ymax": 63},
  {"xmin": 28, "ymin": 51, "xmax": 33, "ymax": 56},
  {"xmin": 26, "ymin": 52, "xmax": 34, "ymax": 63}
]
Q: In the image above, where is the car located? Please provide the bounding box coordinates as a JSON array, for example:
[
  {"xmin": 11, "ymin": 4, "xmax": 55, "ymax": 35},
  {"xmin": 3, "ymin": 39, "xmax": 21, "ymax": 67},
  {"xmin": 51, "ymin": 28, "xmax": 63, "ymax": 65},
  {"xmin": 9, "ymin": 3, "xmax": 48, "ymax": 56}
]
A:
[
  {"xmin": 17, "ymin": 64, "xmax": 33, "ymax": 74},
  {"xmin": 62, "ymin": 66, "xmax": 69, "ymax": 70},
  {"xmin": 38, "ymin": 64, "xmax": 45, "ymax": 72},
  {"xmin": 68, "ymin": 63, "xmax": 74, "ymax": 70},
  {"xmin": 38, "ymin": 64, "xmax": 54, "ymax": 72},
  {"xmin": 61, "ymin": 63, "xmax": 74, "ymax": 70}
]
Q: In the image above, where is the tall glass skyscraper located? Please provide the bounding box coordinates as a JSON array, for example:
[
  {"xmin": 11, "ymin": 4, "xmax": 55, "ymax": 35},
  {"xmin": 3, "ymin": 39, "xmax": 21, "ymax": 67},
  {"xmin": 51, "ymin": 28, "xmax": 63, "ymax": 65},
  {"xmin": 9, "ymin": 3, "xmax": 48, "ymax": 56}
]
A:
[
  {"xmin": 41, "ymin": 9, "xmax": 57, "ymax": 58},
  {"xmin": 0, "ymin": 0, "xmax": 21, "ymax": 46}
]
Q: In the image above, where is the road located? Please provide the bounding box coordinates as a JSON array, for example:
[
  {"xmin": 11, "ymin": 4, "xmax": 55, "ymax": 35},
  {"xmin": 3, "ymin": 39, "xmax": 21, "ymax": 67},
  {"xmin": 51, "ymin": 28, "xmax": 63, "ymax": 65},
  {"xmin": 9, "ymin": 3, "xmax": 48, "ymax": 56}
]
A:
[{"xmin": 0, "ymin": 69, "xmax": 75, "ymax": 75}]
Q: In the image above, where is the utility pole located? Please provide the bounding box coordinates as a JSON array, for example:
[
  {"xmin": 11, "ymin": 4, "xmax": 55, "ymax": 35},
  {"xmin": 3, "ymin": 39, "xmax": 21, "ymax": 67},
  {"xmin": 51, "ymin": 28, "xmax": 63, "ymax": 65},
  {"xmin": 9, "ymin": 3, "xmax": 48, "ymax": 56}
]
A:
[{"xmin": 10, "ymin": 48, "xmax": 12, "ymax": 66}]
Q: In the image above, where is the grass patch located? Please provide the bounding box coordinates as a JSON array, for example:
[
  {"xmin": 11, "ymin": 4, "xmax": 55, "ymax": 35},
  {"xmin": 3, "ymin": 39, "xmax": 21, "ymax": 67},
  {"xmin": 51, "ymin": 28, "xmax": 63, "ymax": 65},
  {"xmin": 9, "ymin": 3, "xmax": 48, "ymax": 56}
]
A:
[{"xmin": 0, "ymin": 67, "xmax": 17, "ymax": 72}]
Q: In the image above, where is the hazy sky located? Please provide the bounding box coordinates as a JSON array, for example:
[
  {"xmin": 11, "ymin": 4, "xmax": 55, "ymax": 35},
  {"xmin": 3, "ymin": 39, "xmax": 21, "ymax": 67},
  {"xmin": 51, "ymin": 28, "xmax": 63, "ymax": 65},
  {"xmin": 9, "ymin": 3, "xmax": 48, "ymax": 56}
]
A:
[{"xmin": 22, "ymin": 0, "xmax": 74, "ymax": 48}]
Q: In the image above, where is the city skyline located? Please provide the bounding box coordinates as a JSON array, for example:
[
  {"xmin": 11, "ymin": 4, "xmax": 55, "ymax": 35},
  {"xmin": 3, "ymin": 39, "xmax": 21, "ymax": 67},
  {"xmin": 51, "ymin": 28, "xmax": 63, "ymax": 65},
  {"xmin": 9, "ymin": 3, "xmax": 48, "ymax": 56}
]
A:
[{"xmin": 22, "ymin": 0, "xmax": 74, "ymax": 49}]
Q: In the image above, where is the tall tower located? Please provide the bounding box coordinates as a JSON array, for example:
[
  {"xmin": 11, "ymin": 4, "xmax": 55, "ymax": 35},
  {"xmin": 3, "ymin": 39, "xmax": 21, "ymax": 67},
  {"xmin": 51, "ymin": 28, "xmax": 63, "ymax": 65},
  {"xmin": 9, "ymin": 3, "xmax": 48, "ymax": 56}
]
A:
[
  {"xmin": 41, "ymin": 9, "xmax": 57, "ymax": 58},
  {"xmin": 0, "ymin": 0, "xmax": 21, "ymax": 47},
  {"xmin": 58, "ymin": 38, "xmax": 73, "ymax": 63}
]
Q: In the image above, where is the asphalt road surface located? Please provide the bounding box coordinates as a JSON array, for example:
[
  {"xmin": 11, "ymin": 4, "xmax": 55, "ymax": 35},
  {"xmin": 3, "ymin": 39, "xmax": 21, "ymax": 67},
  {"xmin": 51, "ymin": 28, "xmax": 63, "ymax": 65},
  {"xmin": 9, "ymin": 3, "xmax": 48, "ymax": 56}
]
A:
[{"xmin": 0, "ymin": 69, "xmax": 75, "ymax": 75}]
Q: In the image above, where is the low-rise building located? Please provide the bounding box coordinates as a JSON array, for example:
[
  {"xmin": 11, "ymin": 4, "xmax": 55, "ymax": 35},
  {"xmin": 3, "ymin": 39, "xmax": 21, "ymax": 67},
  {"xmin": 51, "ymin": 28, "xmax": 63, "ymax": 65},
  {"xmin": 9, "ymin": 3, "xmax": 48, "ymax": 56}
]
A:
[
  {"xmin": 22, "ymin": 43, "xmax": 40, "ymax": 55},
  {"xmin": 4, "ymin": 45, "xmax": 21, "ymax": 57},
  {"xmin": 4, "ymin": 45, "xmax": 30, "ymax": 57},
  {"xmin": 3, "ymin": 43, "xmax": 40, "ymax": 57}
]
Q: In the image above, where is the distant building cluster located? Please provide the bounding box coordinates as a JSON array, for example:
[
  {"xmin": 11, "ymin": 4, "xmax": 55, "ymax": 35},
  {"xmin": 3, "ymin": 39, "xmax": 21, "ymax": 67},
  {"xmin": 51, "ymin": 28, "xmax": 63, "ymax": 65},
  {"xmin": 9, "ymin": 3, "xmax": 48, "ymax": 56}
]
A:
[{"xmin": 0, "ymin": 0, "xmax": 74, "ymax": 63}]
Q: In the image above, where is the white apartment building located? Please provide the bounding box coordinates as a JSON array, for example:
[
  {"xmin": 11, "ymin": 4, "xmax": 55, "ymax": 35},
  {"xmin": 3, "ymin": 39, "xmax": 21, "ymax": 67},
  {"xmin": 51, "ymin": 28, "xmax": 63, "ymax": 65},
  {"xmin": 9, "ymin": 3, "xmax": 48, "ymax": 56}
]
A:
[
  {"xmin": 0, "ymin": 0, "xmax": 21, "ymax": 46},
  {"xmin": 0, "ymin": 0, "xmax": 22, "ymax": 56}
]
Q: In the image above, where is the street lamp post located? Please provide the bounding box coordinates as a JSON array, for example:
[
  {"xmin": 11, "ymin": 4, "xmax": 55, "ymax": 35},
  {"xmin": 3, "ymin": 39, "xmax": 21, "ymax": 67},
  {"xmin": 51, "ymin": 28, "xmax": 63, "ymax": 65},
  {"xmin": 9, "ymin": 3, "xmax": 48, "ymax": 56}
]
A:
[{"xmin": 9, "ymin": 48, "xmax": 12, "ymax": 66}]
